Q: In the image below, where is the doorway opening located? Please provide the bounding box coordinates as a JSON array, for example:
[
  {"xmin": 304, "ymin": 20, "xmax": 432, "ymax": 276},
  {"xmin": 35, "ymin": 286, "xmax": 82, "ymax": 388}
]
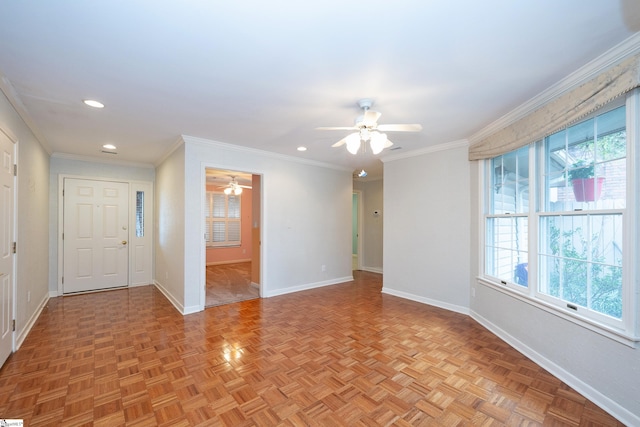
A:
[
  {"xmin": 204, "ymin": 169, "xmax": 261, "ymax": 307},
  {"xmin": 353, "ymin": 190, "xmax": 362, "ymax": 271}
]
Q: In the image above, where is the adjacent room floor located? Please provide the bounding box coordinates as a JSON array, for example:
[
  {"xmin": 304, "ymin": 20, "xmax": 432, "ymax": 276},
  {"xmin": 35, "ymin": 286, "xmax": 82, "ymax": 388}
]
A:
[
  {"xmin": 0, "ymin": 271, "xmax": 623, "ymax": 426},
  {"xmin": 205, "ymin": 261, "xmax": 259, "ymax": 307}
]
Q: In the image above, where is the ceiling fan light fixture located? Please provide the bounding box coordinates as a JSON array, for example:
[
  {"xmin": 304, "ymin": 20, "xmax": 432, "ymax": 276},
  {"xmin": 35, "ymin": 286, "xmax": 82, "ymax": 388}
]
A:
[
  {"xmin": 224, "ymin": 187, "xmax": 232, "ymax": 195},
  {"xmin": 360, "ymin": 128, "xmax": 371, "ymax": 141},
  {"xmin": 346, "ymin": 133, "xmax": 361, "ymax": 154},
  {"xmin": 370, "ymin": 132, "xmax": 387, "ymax": 155},
  {"xmin": 234, "ymin": 186, "xmax": 243, "ymax": 195}
]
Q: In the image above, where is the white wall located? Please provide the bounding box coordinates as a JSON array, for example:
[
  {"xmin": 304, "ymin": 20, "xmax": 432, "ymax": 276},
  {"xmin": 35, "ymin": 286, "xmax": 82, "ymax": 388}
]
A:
[
  {"xmin": 353, "ymin": 179, "xmax": 383, "ymax": 272},
  {"xmin": 48, "ymin": 155, "xmax": 155, "ymax": 294},
  {"xmin": 382, "ymin": 144, "xmax": 471, "ymax": 314},
  {"xmin": 0, "ymin": 89, "xmax": 50, "ymax": 347},
  {"xmin": 182, "ymin": 136, "xmax": 353, "ymax": 312},
  {"xmin": 154, "ymin": 144, "xmax": 186, "ymax": 311}
]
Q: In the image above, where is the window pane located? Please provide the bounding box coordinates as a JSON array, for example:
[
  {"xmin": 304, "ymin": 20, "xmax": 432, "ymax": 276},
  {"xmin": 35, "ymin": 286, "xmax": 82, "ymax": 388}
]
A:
[
  {"xmin": 227, "ymin": 221, "xmax": 240, "ymax": 242},
  {"xmin": 136, "ymin": 191, "xmax": 144, "ymax": 237},
  {"xmin": 213, "ymin": 194, "xmax": 226, "ymax": 218},
  {"xmin": 228, "ymin": 195, "xmax": 240, "ymax": 218},
  {"xmin": 486, "ymin": 217, "xmax": 528, "ymax": 286},
  {"xmin": 212, "ymin": 221, "xmax": 225, "ymax": 242},
  {"xmin": 205, "ymin": 220, "xmax": 212, "ymax": 242},
  {"xmin": 544, "ymin": 105, "xmax": 626, "ymax": 211},
  {"xmin": 491, "ymin": 146, "xmax": 529, "ymax": 214},
  {"xmin": 595, "ymin": 106, "xmax": 626, "ymax": 162},
  {"xmin": 539, "ymin": 214, "xmax": 622, "ymax": 319}
]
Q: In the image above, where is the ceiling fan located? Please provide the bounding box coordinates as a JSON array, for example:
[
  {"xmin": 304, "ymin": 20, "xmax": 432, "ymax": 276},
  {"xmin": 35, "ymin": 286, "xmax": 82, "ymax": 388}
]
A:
[
  {"xmin": 317, "ymin": 99, "xmax": 422, "ymax": 155},
  {"xmin": 218, "ymin": 176, "xmax": 251, "ymax": 195}
]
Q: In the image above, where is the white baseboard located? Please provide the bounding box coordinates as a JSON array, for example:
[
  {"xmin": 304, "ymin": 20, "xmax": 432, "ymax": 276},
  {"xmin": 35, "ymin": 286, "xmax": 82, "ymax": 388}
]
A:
[
  {"xmin": 263, "ymin": 276, "xmax": 353, "ymax": 298},
  {"xmin": 206, "ymin": 259, "xmax": 251, "ymax": 266},
  {"xmin": 382, "ymin": 287, "xmax": 469, "ymax": 315},
  {"xmin": 16, "ymin": 292, "xmax": 49, "ymax": 351},
  {"xmin": 361, "ymin": 266, "xmax": 383, "ymax": 274},
  {"xmin": 153, "ymin": 280, "xmax": 197, "ymax": 315},
  {"xmin": 470, "ymin": 310, "xmax": 640, "ymax": 427}
]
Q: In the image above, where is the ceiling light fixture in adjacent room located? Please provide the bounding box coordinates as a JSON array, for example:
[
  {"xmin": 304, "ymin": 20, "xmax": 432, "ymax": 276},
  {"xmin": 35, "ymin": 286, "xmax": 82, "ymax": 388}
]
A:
[
  {"xmin": 297, "ymin": 146, "xmax": 307, "ymax": 151},
  {"xmin": 102, "ymin": 144, "xmax": 116, "ymax": 150},
  {"xmin": 224, "ymin": 177, "xmax": 243, "ymax": 195}
]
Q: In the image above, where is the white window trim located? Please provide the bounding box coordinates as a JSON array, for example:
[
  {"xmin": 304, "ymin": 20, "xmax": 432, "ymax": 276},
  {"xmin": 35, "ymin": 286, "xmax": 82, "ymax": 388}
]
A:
[{"xmin": 477, "ymin": 91, "xmax": 640, "ymax": 348}]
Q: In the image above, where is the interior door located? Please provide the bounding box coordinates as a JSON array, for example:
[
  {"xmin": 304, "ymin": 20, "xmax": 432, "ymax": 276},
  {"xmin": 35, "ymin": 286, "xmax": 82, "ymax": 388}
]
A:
[
  {"xmin": 63, "ymin": 178, "xmax": 129, "ymax": 293},
  {"xmin": 0, "ymin": 130, "xmax": 14, "ymax": 367}
]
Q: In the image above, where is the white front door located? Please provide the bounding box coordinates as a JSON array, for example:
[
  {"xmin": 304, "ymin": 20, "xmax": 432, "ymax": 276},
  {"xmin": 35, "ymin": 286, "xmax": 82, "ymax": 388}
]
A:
[
  {"xmin": 0, "ymin": 130, "xmax": 15, "ymax": 367},
  {"xmin": 63, "ymin": 178, "xmax": 129, "ymax": 293}
]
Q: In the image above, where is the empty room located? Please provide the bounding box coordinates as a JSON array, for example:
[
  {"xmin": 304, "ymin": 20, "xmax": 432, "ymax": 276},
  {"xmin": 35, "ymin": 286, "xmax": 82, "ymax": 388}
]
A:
[{"xmin": 0, "ymin": 1, "xmax": 638, "ymax": 425}]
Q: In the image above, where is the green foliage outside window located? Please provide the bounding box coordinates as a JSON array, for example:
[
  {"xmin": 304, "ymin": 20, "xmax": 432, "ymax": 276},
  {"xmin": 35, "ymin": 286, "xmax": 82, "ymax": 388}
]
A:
[{"xmin": 546, "ymin": 223, "xmax": 622, "ymax": 319}]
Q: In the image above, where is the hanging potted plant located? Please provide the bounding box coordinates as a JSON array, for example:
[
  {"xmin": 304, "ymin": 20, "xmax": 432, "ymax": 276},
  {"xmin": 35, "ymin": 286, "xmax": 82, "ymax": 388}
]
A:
[{"xmin": 568, "ymin": 161, "xmax": 604, "ymax": 202}]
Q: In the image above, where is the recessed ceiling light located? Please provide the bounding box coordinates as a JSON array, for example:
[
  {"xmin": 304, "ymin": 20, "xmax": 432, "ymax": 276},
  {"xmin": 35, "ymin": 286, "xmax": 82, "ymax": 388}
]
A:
[
  {"xmin": 102, "ymin": 144, "xmax": 116, "ymax": 150},
  {"xmin": 83, "ymin": 99, "xmax": 104, "ymax": 108},
  {"xmin": 297, "ymin": 146, "xmax": 307, "ymax": 151}
]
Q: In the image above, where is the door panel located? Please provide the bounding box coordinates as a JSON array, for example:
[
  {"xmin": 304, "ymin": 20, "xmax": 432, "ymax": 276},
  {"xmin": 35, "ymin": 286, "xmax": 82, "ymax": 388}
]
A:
[
  {"xmin": 63, "ymin": 179, "xmax": 129, "ymax": 293},
  {"xmin": 0, "ymin": 130, "xmax": 14, "ymax": 367}
]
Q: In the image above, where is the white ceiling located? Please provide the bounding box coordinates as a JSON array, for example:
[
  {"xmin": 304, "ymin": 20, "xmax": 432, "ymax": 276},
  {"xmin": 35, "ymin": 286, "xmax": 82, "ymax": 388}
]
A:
[{"xmin": 0, "ymin": 1, "xmax": 638, "ymax": 179}]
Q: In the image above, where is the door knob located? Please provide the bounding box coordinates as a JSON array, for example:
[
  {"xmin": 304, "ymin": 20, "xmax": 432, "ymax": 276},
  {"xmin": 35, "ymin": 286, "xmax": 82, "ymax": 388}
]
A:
[{"xmin": 122, "ymin": 240, "xmax": 128, "ymax": 245}]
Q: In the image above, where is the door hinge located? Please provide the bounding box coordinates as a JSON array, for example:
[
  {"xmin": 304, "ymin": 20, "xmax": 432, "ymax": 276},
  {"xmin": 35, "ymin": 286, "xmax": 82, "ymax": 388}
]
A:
[
  {"xmin": 12, "ymin": 242, "xmax": 16, "ymax": 254},
  {"xmin": 13, "ymin": 164, "xmax": 17, "ymax": 177},
  {"xmin": 12, "ymin": 320, "xmax": 15, "ymax": 332},
  {"xmin": 62, "ymin": 276, "xmax": 64, "ymax": 284}
]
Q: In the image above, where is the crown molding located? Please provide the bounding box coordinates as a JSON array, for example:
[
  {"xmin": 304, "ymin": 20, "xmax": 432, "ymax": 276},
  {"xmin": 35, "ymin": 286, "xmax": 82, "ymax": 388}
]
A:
[
  {"xmin": 0, "ymin": 72, "xmax": 52, "ymax": 154},
  {"xmin": 468, "ymin": 33, "xmax": 640, "ymax": 146},
  {"xmin": 51, "ymin": 152, "xmax": 155, "ymax": 169},
  {"xmin": 154, "ymin": 136, "xmax": 185, "ymax": 167},
  {"xmin": 181, "ymin": 135, "xmax": 353, "ymax": 173},
  {"xmin": 381, "ymin": 139, "xmax": 469, "ymax": 163}
]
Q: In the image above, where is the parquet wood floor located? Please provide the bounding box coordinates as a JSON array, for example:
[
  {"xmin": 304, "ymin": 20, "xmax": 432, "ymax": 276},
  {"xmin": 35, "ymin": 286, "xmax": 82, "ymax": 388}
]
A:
[{"xmin": 0, "ymin": 271, "xmax": 624, "ymax": 426}]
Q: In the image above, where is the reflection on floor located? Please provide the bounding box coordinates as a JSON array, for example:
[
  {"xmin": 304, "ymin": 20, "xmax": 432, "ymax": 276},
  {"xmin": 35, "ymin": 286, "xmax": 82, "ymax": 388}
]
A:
[{"xmin": 205, "ymin": 261, "xmax": 259, "ymax": 307}]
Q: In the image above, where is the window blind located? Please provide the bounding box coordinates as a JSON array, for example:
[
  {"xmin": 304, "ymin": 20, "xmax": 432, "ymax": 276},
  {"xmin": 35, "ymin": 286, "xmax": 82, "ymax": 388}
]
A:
[{"xmin": 468, "ymin": 53, "xmax": 640, "ymax": 161}]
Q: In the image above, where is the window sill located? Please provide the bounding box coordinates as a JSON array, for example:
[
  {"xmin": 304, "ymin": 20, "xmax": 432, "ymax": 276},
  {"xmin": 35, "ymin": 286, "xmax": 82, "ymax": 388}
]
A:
[{"xmin": 475, "ymin": 276, "xmax": 640, "ymax": 348}]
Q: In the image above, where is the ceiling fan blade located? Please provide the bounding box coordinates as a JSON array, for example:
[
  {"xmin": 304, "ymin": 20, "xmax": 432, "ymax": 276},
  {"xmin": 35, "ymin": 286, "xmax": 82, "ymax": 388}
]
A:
[
  {"xmin": 332, "ymin": 132, "xmax": 361, "ymax": 148},
  {"xmin": 331, "ymin": 137, "xmax": 348, "ymax": 147},
  {"xmin": 377, "ymin": 124, "xmax": 423, "ymax": 132},
  {"xmin": 238, "ymin": 184, "xmax": 252, "ymax": 189},
  {"xmin": 384, "ymin": 138, "xmax": 394, "ymax": 148},
  {"xmin": 362, "ymin": 110, "xmax": 381, "ymax": 126},
  {"xmin": 316, "ymin": 126, "xmax": 358, "ymax": 131}
]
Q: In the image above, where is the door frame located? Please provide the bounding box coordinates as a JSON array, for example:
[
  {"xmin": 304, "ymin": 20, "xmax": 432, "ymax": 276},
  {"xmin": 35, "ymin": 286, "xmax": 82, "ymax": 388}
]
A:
[
  {"xmin": 0, "ymin": 126, "xmax": 17, "ymax": 360},
  {"xmin": 353, "ymin": 190, "xmax": 363, "ymax": 271},
  {"xmin": 199, "ymin": 162, "xmax": 264, "ymax": 310},
  {"xmin": 57, "ymin": 174, "xmax": 154, "ymax": 295}
]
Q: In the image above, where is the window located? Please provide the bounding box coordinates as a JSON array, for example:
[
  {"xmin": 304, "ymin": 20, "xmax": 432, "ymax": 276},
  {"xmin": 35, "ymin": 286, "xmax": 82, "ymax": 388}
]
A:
[
  {"xmin": 486, "ymin": 146, "xmax": 530, "ymax": 288},
  {"xmin": 483, "ymin": 99, "xmax": 634, "ymax": 334},
  {"xmin": 205, "ymin": 192, "xmax": 241, "ymax": 247},
  {"xmin": 135, "ymin": 191, "xmax": 144, "ymax": 237},
  {"xmin": 539, "ymin": 105, "xmax": 625, "ymax": 324}
]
